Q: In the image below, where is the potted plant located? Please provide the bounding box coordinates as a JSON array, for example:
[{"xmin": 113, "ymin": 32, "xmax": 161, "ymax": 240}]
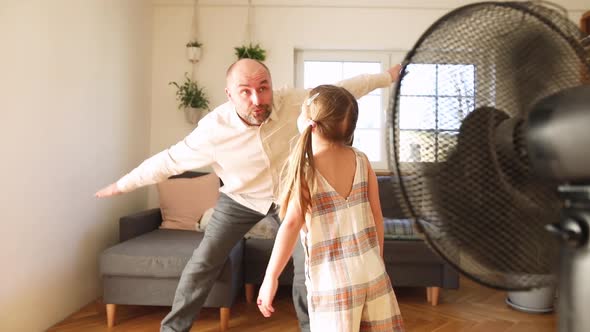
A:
[
  {"xmin": 169, "ymin": 73, "xmax": 210, "ymax": 124},
  {"xmin": 186, "ymin": 40, "xmax": 203, "ymax": 63},
  {"xmin": 234, "ymin": 43, "xmax": 266, "ymax": 61}
]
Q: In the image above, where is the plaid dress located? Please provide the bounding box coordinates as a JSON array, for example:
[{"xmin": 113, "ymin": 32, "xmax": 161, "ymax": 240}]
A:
[{"xmin": 301, "ymin": 149, "xmax": 405, "ymax": 332}]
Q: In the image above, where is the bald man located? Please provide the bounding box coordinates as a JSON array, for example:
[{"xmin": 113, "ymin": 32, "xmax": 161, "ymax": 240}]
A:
[{"xmin": 96, "ymin": 59, "xmax": 400, "ymax": 332}]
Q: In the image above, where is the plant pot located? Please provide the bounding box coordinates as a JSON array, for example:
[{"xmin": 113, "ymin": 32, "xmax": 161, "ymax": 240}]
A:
[
  {"xmin": 506, "ymin": 286, "xmax": 556, "ymax": 314},
  {"xmin": 186, "ymin": 46, "xmax": 202, "ymax": 63},
  {"xmin": 184, "ymin": 107, "xmax": 205, "ymax": 125}
]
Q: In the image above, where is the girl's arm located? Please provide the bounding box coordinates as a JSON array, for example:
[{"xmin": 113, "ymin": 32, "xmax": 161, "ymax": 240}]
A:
[
  {"xmin": 257, "ymin": 199, "xmax": 306, "ymax": 317},
  {"xmin": 367, "ymin": 159, "xmax": 385, "ymax": 257}
]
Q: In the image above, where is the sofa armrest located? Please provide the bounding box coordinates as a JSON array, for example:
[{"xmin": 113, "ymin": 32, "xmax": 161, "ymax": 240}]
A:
[{"xmin": 119, "ymin": 208, "xmax": 162, "ymax": 242}]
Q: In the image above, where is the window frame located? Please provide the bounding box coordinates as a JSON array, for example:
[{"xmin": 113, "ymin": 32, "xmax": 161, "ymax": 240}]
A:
[
  {"xmin": 394, "ymin": 48, "xmax": 497, "ymax": 175},
  {"xmin": 295, "ymin": 50, "xmax": 395, "ymax": 171},
  {"xmin": 397, "ymin": 63, "xmax": 477, "ymax": 163},
  {"xmin": 295, "ymin": 49, "xmax": 495, "ymax": 174}
]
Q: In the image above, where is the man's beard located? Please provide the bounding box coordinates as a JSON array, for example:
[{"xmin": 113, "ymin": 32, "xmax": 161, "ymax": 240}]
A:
[{"xmin": 242, "ymin": 104, "xmax": 272, "ymax": 125}]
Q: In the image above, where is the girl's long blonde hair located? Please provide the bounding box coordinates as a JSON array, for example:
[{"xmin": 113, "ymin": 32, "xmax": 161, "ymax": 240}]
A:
[{"xmin": 278, "ymin": 85, "xmax": 359, "ymax": 219}]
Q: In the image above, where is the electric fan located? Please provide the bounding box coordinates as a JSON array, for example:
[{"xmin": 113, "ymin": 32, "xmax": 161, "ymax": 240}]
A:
[{"xmin": 388, "ymin": 1, "xmax": 590, "ymax": 331}]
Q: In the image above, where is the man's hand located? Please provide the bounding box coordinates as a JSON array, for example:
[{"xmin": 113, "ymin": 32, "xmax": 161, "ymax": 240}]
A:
[
  {"xmin": 257, "ymin": 277, "xmax": 279, "ymax": 318},
  {"xmin": 95, "ymin": 183, "xmax": 122, "ymax": 198},
  {"xmin": 388, "ymin": 63, "xmax": 403, "ymax": 82}
]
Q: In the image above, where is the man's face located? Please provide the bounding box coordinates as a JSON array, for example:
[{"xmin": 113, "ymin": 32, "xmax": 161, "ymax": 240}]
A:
[{"xmin": 225, "ymin": 62, "xmax": 273, "ymax": 126}]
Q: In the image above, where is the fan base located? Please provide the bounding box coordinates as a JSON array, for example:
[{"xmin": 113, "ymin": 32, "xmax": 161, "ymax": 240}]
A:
[{"xmin": 506, "ymin": 287, "xmax": 556, "ymax": 314}]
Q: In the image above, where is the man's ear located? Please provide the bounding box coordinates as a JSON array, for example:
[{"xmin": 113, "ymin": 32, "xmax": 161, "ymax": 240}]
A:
[{"xmin": 224, "ymin": 88, "xmax": 231, "ymax": 101}]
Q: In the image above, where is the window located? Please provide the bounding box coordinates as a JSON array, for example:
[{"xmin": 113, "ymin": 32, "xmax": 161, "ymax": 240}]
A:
[
  {"xmin": 398, "ymin": 64, "xmax": 476, "ymax": 162},
  {"xmin": 295, "ymin": 51, "xmax": 394, "ymax": 171},
  {"xmin": 296, "ymin": 50, "xmax": 478, "ymax": 170}
]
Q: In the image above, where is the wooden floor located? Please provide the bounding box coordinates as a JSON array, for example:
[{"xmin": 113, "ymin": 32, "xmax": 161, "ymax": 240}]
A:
[{"xmin": 48, "ymin": 277, "xmax": 557, "ymax": 332}]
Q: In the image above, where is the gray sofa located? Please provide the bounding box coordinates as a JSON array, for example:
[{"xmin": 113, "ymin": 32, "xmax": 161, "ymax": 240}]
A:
[
  {"xmin": 100, "ymin": 172, "xmax": 459, "ymax": 330},
  {"xmin": 100, "ymin": 172, "xmax": 242, "ymax": 331}
]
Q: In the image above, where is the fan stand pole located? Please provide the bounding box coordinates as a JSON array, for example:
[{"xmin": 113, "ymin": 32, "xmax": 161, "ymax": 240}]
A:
[{"xmin": 550, "ymin": 185, "xmax": 590, "ymax": 332}]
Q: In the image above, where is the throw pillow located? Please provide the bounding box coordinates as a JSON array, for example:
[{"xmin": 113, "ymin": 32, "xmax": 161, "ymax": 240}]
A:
[
  {"xmin": 245, "ymin": 216, "xmax": 279, "ymax": 239},
  {"xmin": 158, "ymin": 173, "xmax": 219, "ymax": 231},
  {"xmin": 197, "ymin": 207, "xmax": 215, "ymax": 231},
  {"xmin": 383, "ymin": 218, "xmax": 422, "ymax": 240}
]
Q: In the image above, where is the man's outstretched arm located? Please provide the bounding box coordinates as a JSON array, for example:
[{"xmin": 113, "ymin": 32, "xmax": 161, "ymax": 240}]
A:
[
  {"xmin": 336, "ymin": 63, "xmax": 402, "ymax": 99},
  {"xmin": 95, "ymin": 119, "xmax": 216, "ymax": 198}
]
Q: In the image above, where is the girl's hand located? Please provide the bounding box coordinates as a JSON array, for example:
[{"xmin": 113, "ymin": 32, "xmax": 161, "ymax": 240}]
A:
[
  {"xmin": 388, "ymin": 63, "xmax": 402, "ymax": 82},
  {"xmin": 257, "ymin": 277, "xmax": 279, "ymax": 317}
]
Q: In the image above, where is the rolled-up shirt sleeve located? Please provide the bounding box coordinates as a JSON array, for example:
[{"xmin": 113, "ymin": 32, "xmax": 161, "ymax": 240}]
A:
[{"xmin": 116, "ymin": 124, "xmax": 215, "ymax": 193}]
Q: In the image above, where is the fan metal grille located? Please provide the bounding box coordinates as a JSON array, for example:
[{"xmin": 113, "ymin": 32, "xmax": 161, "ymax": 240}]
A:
[{"xmin": 390, "ymin": 2, "xmax": 590, "ymax": 290}]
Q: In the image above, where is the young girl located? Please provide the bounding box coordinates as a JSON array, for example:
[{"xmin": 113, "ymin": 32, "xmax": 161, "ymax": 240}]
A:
[{"xmin": 257, "ymin": 85, "xmax": 405, "ymax": 332}]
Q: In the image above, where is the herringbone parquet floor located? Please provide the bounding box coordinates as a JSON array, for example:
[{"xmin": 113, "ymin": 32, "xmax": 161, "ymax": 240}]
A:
[{"xmin": 48, "ymin": 277, "xmax": 557, "ymax": 332}]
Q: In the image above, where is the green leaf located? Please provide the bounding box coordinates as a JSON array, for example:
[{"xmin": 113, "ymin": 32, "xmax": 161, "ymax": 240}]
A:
[
  {"xmin": 169, "ymin": 73, "xmax": 210, "ymax": 110},
  {"xmin": 234, "ymin": 43, "xmax": 266, "ymax": 61}
]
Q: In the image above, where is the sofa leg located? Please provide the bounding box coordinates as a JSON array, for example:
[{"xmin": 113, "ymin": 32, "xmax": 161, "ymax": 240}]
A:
[
  {"xmin": 427, "ymin": 287, "xmax": 440, "ymax": 306},
  {"xmin": 220, "ymin": 307, "xmax": 230, "ymax": 331},
  {"xmin": 245, "ymin": 283, "xmax": 255, "ymax": 303},
  {"xmin": 106, "ymin": 304, "xmax": 116, "ymax": 327}
]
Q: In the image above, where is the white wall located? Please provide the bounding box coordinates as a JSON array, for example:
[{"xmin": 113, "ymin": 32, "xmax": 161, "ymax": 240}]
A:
[
  {"xmin": 0, "ymin": 0, "xmax": 583, "ymax": 330},
  {"xmin": 0, "ymin": 1, "xmax": 152, "ymax": 330},
  {"xmin": 148, "ymin": 0, "xmax": 588, "ymax": 204}
]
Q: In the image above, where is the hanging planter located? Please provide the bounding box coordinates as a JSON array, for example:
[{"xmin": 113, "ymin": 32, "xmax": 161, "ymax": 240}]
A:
[
  {"xmin": 169, "ymin": 73, "xmax": 210, "ymax": 125},
  {"xmin": 234, "ymin": 1, "xmax": 266, "ymax": 61},
  {"xmin": 234, "ymin": 43, "xmax": 267, "ymax": 61},
  {"xmin": 186, "ymin": 40, "xmax": 203, "ymax": 63}
]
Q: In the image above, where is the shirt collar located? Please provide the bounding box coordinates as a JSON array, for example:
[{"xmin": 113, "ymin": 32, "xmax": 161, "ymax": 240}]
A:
[
  {"xmin": 269, "ymin": 92, "xmax": 282, "ymax": 122},
  {"xmin": 268, "ymin": 106, "xmax": 279, "ymax": 122}
]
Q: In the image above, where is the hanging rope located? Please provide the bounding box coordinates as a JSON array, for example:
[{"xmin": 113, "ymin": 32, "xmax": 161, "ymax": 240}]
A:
[
  {"xmin": 189, "ymin": 0, "xmax": 201, "ymax": 76},
  {"xmin": 191, "ymin": 0, "xmax": 200, "ymax": 42},
  {"xmin": 247, "ymin": 0, "xmax": 253, "ymax": 44}
]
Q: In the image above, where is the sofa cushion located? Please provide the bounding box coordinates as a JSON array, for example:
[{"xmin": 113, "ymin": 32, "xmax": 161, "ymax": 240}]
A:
[
  {"xmin": 100, "ymin": 229, "xmax": 241, "ymax": 279},
  {"xmin": 157, "ymin": 173, "xmax": 219, "ymax": 231},
  {"xmin": 244, "ymin": 215, "xmax": 279, "ymax": 239},
  {"xmin": 378, "ymin": 175, "xmax": 414, "ymax": 219}
]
